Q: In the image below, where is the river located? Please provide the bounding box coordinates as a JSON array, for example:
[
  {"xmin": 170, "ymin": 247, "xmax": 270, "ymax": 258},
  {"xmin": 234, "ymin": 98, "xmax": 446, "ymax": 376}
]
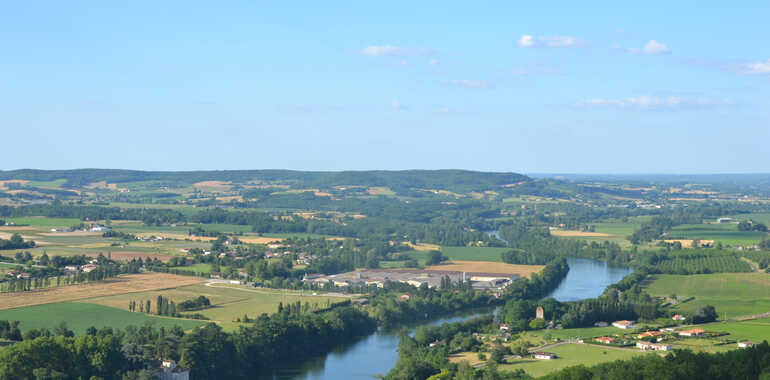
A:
[{"xmin": 265, "ymin": 258, "xmax": 631, "ymax": 379}]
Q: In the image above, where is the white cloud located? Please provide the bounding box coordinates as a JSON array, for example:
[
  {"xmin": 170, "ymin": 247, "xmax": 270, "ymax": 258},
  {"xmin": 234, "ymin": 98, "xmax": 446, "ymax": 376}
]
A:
[
  {"xmin": 643, "ymin": 40, "xmax": 670, "ymax": 55},
  {"xmin": 360, "ymin": 45, "xmax": 433, "ymax": 57},
  {"xmin": 391, "ymin": 100, "xmax": 407, "ymax": 110},
  {"xmin": 428, "ymin": 59, "xmax": 440, "ymax": 65},
  {"xmin": 518, "ymin": 35, "xmax": 579, "ymax": 48},
  {"xmin": 441, "ymin": 79, "xmax": 490, "ymax": 88},
  {"xmin": 743, "ymin": 59, "xmax": 770, "ymax": 75},
  {"xmin": 518, "ymin": 35, "xmax": 536, "ymax": 47},
  {"xmin": 614, "ymin": 40, "xmax": 671, "ymax": 55},
  {"xmin": 574, "ymin": 96, "xmax": 731, "ymax": 110}
]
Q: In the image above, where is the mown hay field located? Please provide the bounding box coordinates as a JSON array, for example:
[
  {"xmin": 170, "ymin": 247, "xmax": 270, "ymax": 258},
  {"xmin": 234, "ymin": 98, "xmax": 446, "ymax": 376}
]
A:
[{"xmin": 0, "ymin": 273, "xmax": 203, "ymax": 310}]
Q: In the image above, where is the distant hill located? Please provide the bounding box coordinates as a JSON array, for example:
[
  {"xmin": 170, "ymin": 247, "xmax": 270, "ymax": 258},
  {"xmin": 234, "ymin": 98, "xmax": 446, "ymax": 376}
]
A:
[{"xmin": 0, "ymin": 169, "xmax": 529, "ymax": 193}]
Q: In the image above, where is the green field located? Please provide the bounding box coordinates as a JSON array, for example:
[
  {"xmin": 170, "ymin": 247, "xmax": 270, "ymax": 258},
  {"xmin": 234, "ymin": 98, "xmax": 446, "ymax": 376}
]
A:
[
  {"xmin": 644, "ymin": 273, "xmax": 770, "ymax": 318},
  {"xmin": 726, "ymin": 213, "xmax": 770, "ymax": 225},
  {"xmin": 440, "ymin": 246, "xmax": 509, "ymax": 262},
  {"xmin": 666, "ymin": 223, "xmax": 767, "ymax": 245},
  {"xmin": 170, "ymin": 263, "xmax": 229, "ymax": 274},
  {"xmin": 527, "ymin": 326, "xmax": 628, "ymax": 341},
  {"xmin": 498, "ymin": 343, "xmax": 649, "ymax": 378},
  {"xmin": 85, "ymin": 283, "xmax": 349, "ymax": 330},
  {"xmin": 0, "ymin": 302, "xmax": 205, "ymax": 334},
  {"xmin": 699, "ymin": 318, "xmax": 770, "ymax": 343},
  {"xmin": 4, "ymin": 217, "xmax": 82, "ymax": 228},
  {"xmin": 406, "ymin": 246, "xmax": 509, "ymax": 263}
]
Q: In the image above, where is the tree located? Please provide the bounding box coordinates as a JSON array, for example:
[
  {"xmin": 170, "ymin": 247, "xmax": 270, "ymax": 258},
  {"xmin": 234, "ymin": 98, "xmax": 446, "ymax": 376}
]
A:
[
  {"xmin": 425, "ymin": 251, "xmax": 447, "ymax": 266},
  {"xmin": 692, "ymin": 305, "xmax": 718, "ymax": 324}
]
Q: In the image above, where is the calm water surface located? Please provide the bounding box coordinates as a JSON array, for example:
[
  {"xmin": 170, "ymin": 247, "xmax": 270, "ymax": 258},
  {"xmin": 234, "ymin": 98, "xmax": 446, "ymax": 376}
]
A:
[{"xmin": 266, "ymin": 257, "xmax": 631, "ymax": 379}]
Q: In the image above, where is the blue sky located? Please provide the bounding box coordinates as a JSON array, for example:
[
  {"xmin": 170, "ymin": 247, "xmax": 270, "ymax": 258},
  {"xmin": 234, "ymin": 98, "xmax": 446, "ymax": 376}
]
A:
[{"xmin": 1, "ymin": 1, "xmax": 768, "ymax": 173}]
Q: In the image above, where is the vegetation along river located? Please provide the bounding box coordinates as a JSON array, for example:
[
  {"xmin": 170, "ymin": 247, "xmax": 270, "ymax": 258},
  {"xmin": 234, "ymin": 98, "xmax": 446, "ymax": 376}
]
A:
[{"xmin": 265, "ymin": 258, "xmax": 632, "ymax": 379}]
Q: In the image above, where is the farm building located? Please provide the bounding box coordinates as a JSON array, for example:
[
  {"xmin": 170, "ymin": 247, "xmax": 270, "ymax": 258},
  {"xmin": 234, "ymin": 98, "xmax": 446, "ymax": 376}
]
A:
[
  {"xmin": 636, "ymin": 342, "xmax": 672, "ymax": 351},
  {"xmin": 637, "ymin": 331, "xmax": 664, "ymax": 339},
  {"xmin": 672, "ymin": 314, "xmax": 686, "ymax": 321},
  {"xmin": 612, "ymin": 320, "xmax": 635, "ymax": 329},
  {"xmin": 738, "ymin": 341, "xmax": 757, "ymax": 348},
  {"xmin": 534, "ymin": 352, "xmax": 556, "ymax": 360},
  {"xmin": 678, "ymin": 328, "xmax": 706, "ymax": 337},
  {"xmin": 595, "ymin": 336, "xmax": 615, "ymax": 344}
]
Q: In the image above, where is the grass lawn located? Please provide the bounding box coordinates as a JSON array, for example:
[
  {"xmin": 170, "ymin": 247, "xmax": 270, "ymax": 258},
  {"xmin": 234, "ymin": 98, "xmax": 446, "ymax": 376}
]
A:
[
  {"xmin": 497, "ymin": 343, "xmax": 649, "ymax": 378},
  {"xmin": 0, "ymin": 302, "xmax": 205, "ymax": 335},
  {"xmin": 441, "ymin": 246, "xmax": 509, "ymax": 262},
  {"xmin": 644, "ymin": 273, "xmax": 770, "ymax": 319},
  {"xmin": 666, "ymin": 224, "xmax": 767, "ymax": 246}
]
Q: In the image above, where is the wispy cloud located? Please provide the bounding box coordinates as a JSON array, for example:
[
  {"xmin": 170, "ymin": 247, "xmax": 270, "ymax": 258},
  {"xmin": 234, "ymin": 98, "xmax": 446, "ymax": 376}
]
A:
[
  {"xmin": 518, "ymin": 35, "xmax": 580, "ymax": 48},
  {"xmin": 574, "ymin": 96, "xmax": 731, "ymax": 110},
  {"xmin": 440, "ymin": 79, "xmax": 490, "ymax": 88},
  {"xmin": 743, "ymin": 59, "xmax": 770, "ymax": 75},
  {"xmin": 428, "ymin": 59, "xmax": 440, "ymax": 65},
  {"xmin": 359, "ymin": 45, "xmax": 434, "ymax": 57},
  {"xmin": 614, "ymin": 40, "xmax": 671, "ymax": 55},
  {"xmin": 391, "ymin": 100, "xmax": 408, "ymax": 110}
]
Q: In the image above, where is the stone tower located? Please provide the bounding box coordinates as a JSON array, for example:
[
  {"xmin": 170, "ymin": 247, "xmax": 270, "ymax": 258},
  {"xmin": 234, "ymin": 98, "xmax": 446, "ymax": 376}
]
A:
[{"xmin": 536, "ymin": 306, "xmax": 544, "ymax": 320}]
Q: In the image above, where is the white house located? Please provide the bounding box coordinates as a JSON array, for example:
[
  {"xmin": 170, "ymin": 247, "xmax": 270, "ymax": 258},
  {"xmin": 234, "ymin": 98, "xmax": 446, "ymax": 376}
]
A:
[
  {"xmin": 738, "ymin": 341, "xmax": 757, "ymax": 348},
  {"xmin": 534, "ymin": 352, "xmax": 556, "ymax": 360},
  {"xmin": 612, "ymin": 320, "xmax": 635, "ymax": 329},
  {"xmin": 155, "ymin": 360, "xmax": 189, "ymax": 380}
]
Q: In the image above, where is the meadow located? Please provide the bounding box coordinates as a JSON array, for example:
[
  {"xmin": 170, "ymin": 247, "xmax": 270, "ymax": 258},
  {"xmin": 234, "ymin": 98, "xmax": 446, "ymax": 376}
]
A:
[
  {"xmin": 497, "ymin": 343, "xmax": 649, "ymax": 378},
  {"xmin": 665, "ymin": 223, "xmax": 767, "ymax": 246},
  {"xmin": 85, "ymin": 282, "xmax": 350, "ymax": 329},
  {"xmin": 699, "ymin": 317, "xmax": 770, "ymax": 343},
  {"xmin": 643, "ymin": 273, "xmax": 770, "ymax": 319},
  {"xmin": 0, "ymin": 302, "xmax": 205, "ymax": 334}
]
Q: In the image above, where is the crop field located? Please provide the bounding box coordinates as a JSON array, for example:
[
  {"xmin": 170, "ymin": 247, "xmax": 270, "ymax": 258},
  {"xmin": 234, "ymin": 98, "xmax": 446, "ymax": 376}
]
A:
[
  {"xmin": 86, "ymin": 283, "xmax": 350, "ymax": 328},
  {"xmin": 425, "ymin": 261, "xmax": 543, "ymax": 279},
  {"xmin": 0, "ymin": 273, "xmax": 203, "ymax": 310},
  {"xmin": 170, "ymin": 263, "xmax": 229, "ymax": 274},
  {"xmin": 2, "ymin": 217, "xmax": 82, "ymax": 228},
  {"xmin": 727, "ymin": 213, "xmax": 770, "ymax": 225},
  {"xmin": 549, "ymin": 230, "xmax": 611, "ymax": 237},
  {"xmin": 548, "ymin": 221, "xmax": 640, "ymax": 248},
  {"xmin": 497, "ymin": 343, "xmax": 648, "ymax": 378},
  {"xmin": 644, "ymin": 273, "xmax": 770, "ymax": 318},
  {"xmin": 666, "ymin": 224, "xmax": 767, "ymax": 245},
  {"xmin": 440, "ymin": 246, "xmax": 509, "ymax": 262},
  {"xmin": 0, "ymin": 302, "xmax": 205, "ymax": 335},
  {"xmin": 527, "ymin": 326, "xmax": 625, "ymax": 341}
]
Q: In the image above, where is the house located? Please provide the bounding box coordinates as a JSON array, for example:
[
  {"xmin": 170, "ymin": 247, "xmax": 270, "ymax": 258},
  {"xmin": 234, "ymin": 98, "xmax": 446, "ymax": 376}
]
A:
[
  {"xmin": 637, "ymin": 331, "xmax": 664, "ymax": 339},
  {"xmin": 534, "ymin": 352, "xmax": 556, "ymax": 360},
  {"xmin": 672, "ymin": 314, "xmax": 686, "ymax": 321},
  {"xmin": 155, "ymin": 360, "xmax": 189, "ymax": 380},
  {"xmin": 65, "ymin": 265, "xmax": 79, "ymax": 272},
  {"xmin": 738, "ymin": 341, "xmax": 757, "ymax": 348},
  {"xmin": 595, "ymin": 336, "xmax": 615, "ymax": 344},
  {"xmin": 678, "ymin": 328, "xmax": 705, "ymax": 337},
  {"xmin": 210, "ymin": 272, "xmax": 222, "ymax": 279},
  {"xmin": 399, "ymin": 294, "xmax": 411, "ymax": 301},
  {"xmin": 612, "ymin": 320, "xmax": 635, "ymax": 329},
  {"xmin": 636, "ymin": 342, "xmax": 672, "ymax": 351},
  {"xmin": 594, "ymin": 321, "xmax": 609, "ymax": 327},
  {"xmin": 89, "ymin": 226, "xmax": 111, "ymax": 232},
  {"xmin": 81, "ymin": 264, "xmax": 98, "ymax": 273},
  {"xmin": 499, "ymin": 323, "xmax": 510, "ymax": 331}
]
